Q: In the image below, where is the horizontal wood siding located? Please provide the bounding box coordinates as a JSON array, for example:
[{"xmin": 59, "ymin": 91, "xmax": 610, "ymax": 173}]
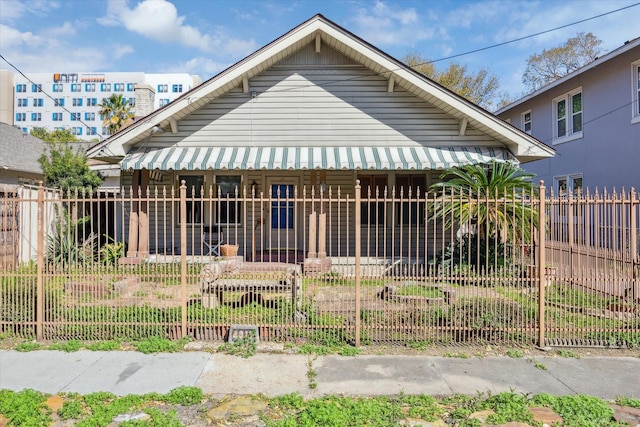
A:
[{"xmin": 148, "ymin": 43, "xmax": 497, "ymax": 149}]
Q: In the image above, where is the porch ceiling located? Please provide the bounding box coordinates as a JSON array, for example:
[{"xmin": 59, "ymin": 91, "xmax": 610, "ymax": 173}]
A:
[{"xmin": 119, "ymin": 146, "xmax": 513, "ymax": 171}]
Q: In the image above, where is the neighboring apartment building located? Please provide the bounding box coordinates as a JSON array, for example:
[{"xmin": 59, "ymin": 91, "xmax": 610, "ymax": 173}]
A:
[
  {"xmin": 497, "ymin": 37, "xmax": 640, "ymax": 194},
  {"xmin": 0, "ymin": 71, "xmax": 201, "ymax": 141}
]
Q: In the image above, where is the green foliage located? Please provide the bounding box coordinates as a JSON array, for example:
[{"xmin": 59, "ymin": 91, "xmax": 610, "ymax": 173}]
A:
[
  {"xmin": 58, "ymin": 398, "xmax": 85, "ymax": 420},
  {"xmin": 48, "ymin": 339, "xmax": 82, "ymax": 352},
  {"xmin": 0, "ymin": 389, "xmax": 50, "ymax": 426},
  {"xmin": 506, "ymin": 349, "xmax": 524, "ymax": 358},
  {"xmin": 163, "ymin": 386, "xmax": 203, "ymax": 405},
  {"xmin": 46, "ymin": 204, "xmax": 97, "ymax": 268},
  {"xmin": 615, "ymin": 396, "xmax": 640, "ymax": 408},
  {"xmin": 292, "ymin": 396, "xmax": 403, "ymax": 427},
  {"xmin": 431, "ymin": 161, "xmax": 538, "ymax": 245},
  {"xmin": 15, "ymin": 341, "xmax": 42, "ymax": 352},
  {"xmin": 218, "ymin": 332, "xmax": 257, "ymax": 358},
  {"xmin": 99, "ymin": 237, "xmax": 125, "ymax": 266},
  {"xmin": 132, "ymin": 336, "xmax": 189, "ymax": 354},
  {"xmin": 84, "ymin": 340, "xmax": 122, "ymax": 351},
  {"xmin": 31, "ymin": 127, "xmax": 80, "ymax": 143},
  {"xmin": 482, "ymin": 391, "xmax": 534, "ymax": 425},
  {"xmin": 556, "ymin": 349, "xmax": 579, "ymax": 358},
  {"xmin": 531, "ymin": 393, "xmax": 615, "ymax": 427},
  {"xmin": 98, "ymin": 93, "xmax": 134, "ymax": 134},
  {"xmin": 38, "ymin": 140, "xmax": 102, "ymax": 191},
  {"xmin": 270, "ymin": 393, "xmax": 306, "ymax": 411}
]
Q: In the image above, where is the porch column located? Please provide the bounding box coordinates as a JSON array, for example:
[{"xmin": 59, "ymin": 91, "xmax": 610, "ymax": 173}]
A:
[
  {"xmin": 308, "ymin": 212, "xmax": 317, "ymax": 258},
  {"xmin": 126, "ymin": 169, "xmax": 150, "ymax": 258}
]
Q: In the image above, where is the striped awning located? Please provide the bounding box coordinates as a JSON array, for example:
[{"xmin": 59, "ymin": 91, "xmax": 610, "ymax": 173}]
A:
[{"xmin": 120, "ymin": 146, "xmax": 513, "ymax": 171}]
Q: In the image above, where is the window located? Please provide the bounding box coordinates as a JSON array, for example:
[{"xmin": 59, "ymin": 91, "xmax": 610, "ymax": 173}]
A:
[
  {"xmin": 71, "ymin": 127, "xmax": 83, "ymax": 135},
  {"xmin": 17, "ymin": 98, "xmax": 27, "ymax": 107},
  {"xmin": 633, "ymin": 60, "xmax": 640, "ymax": 123},
  {"xmin": 128, "ymin": 97, "xmax": 135, "ymax": 106},
  {"xmin": 100, "ymin": 83, "xmax": 112, "ymax": 92},
  {"xmin": 216, "ymin": 176, "xmax": 242, "ymax": 225},
  {"xmin": 70, "ymin": 113, "xmax": 80, "ymax": 121},
  {"xmin": 86, "ymin": 97, "xmax": 97, "ymax": 106},
  {"xmin": 72, "ymin": 98, "xmax": 83, "ymax": 107},
  {"xmin": 84, "ymin": 112, "xmax": 95, "ymax": 120},
  {"xmin": 15, "ymin": 113, "xmax": 26, "ymax": 122},
  {"xmin": 114, "ymin": 83, "xmax": 125, "ymax": 91},
  {"xmin": 86, "ymin": 127, "xmax": 97, "ymax": 135},
  {"xmin": 359, "ymin": 175, "xmax": 388, "ymax": 225},
  {"xmin": 126, "ymin": 83, "xmax": 135, "ymax": 91},
  {"xmin": 180, "ymin": 175, "xmax": 204, "ymax": 224},
  {"xmin": 157, "ymin": 84, "xmax": 168, "ymax": 93},
  {"xmin": 521, "ymin": 110, "xmax": 532, "ymax": 134},
  {"xmin": 16, "ymin": 84, "xmax": 26, "ymax": 92},
  {"xmin": 52, "ymin": 112, "xmax": 63, "ymax": 121},
  {"xmin": 396, "ymin": 174, "xmax": 426, "ymax": 225},
  {"xmin": 85, "ymin": 83, "xmax": 96, "ymax": 92},
  {"xmin": 31, "ymin": 112, "xmax": 41, "ymax": 121},
  {"xmin": 54, "ymin": 98, "xmax": 64, "ymax": 107},
  {"xmin": 271, "ymin": 183, "xmax": 293, "ymax": 229},
  {"xmin": 555, "ymin": 174, "xmax": 583, "ymax": 197},
  {"xmin": 31, "ymin": 84, "xmax": 42, "ymax": 92},
  {"xmin": 53, "ymin": 83, "xmax": 63, "ymax": 92},
  {"xmin": 70, "ymin": 83, "xmax": 81, "ymax": 92},
  {"xmin": 553, "ymin": 88, "xmax": 582, "ymax": 143},
  {"xmin": 102, "ymin": 127, "xmax": 109, "ymax": 135},
  {"xmin": 33, "ymin": 98, "xmax": 44, "ymax": 107},
  {"xmin": 172, "ymin": 84, "xmax": 182, "ymax": 93},
  {"xmin": 159, "ymin": 98, "xmax": 170, "ymax": 107}
]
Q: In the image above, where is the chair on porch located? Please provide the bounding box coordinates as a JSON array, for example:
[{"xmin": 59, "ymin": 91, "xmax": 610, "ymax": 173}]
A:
[{"xmin": 203, "ymin": 225, "xmax": 223, "ymax": 256}]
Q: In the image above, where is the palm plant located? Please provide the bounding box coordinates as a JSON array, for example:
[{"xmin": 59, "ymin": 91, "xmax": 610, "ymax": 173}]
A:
[
  {"xmin": 430, "ymin": 161, "xmax": 538, "ymax": 270},
  {"xmin": 98, "ymin": 93, "xmax": 134, "ymax": 135}
]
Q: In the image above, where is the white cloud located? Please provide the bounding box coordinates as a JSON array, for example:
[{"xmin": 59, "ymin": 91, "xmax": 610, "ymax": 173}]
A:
[
  {"xmin": 351, "ymin": 0, "xmax": 434, "ymax": 46},
  {"xmin": 0, "ymin": 0, "xmax": 60, "ymax": 21},
  {"xmin": 177, "ymin": 57, "xmax": 232, "ymax": 78},
  {"xmin": 0, "ymin": 24, "xmax": 45, "ymax": 49},
  {"xmin": 113, "ymin": 44, "xmax": 135, "ymax": 59},
  {"xmin": 97, "ymin": 0, "xmax": 257, "ymax": 55},
  {"xmin": 42, "ymin": 21, "xmax": 76, "ymax": 37}
]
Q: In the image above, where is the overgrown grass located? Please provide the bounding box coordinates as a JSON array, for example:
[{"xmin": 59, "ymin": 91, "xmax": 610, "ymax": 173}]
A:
[{"xmin": 0, "ymin": 387, "xmax": 635, "ymax": 426}]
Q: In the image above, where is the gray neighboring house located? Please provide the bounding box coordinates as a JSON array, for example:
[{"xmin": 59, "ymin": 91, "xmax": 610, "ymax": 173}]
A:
[
  {"xmin": 0, "ymin": 122, "xmax": 46, "ymax": 190},
  {"xmin": 496, "ymin": 37, "xmax": 640, "ymax": 194}
]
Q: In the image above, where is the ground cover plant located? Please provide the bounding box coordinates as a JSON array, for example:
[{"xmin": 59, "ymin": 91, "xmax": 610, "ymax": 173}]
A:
[{"xmin": 0, "ymin": 388, "xmax": 636, "ymax": 426}]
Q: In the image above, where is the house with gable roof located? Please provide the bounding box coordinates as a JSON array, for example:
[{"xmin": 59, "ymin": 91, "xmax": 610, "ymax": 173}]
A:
[
  {"xmin": 87, "ymin": 14, "xmax": 553, "ymax": 260},
  {"xmin": 497, "ymin": 37, "xmax": 640, "ymax": 194}
]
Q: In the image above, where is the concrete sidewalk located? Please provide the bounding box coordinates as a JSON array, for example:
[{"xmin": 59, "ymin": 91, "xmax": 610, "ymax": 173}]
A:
[{"xmin": 1, "ymin": 349, "xmax": 639, "ymax": 400}]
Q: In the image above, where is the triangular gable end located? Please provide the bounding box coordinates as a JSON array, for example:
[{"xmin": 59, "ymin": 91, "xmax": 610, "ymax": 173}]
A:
[{"xmin": 88, "ymin": 14, "xmax": 553, "ymax": 164}]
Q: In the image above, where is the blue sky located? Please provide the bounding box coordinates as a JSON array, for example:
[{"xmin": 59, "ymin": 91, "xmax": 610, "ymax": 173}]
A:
[{"xmin": 1, "ymin": 0, "xmax": 639, "ymax": 99}]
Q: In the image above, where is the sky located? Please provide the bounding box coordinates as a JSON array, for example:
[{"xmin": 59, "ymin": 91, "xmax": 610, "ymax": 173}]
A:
[{"xmin": 1, "ymin": 0, "xmax": 639, "ymax": 100}]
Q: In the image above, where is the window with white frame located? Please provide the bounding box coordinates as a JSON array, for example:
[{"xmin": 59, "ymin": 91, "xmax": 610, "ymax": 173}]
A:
[
  {"xmin": 521, "ymin": 110, "xmax": 532, "ymax": 134},
  {"xmin": 553, "ymin": 88, "xmax": 582, "ymax": 142},
  {"xmin": 555, "ymin": 174, "xmax": 583, "ymax": 197},
  {"xmin": 633, "ymin": 60, "xmax": 640, "ymax": 122}
]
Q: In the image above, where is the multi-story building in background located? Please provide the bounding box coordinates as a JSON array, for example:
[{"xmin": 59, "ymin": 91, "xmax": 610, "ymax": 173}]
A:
[{"xmin": 0, "ymin": 71, "xmax": 201, "ymax": 141}]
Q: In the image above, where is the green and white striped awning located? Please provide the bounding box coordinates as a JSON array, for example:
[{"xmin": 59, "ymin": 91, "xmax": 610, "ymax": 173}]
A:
[{"xmin": 120, "ymin": 146, "xmax": 513, "ymax": 171}]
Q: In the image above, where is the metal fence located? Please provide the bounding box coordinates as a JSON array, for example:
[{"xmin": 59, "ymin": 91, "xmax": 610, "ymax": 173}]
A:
[{"xmin": 0, "ymin": 182, "xmax": 638, "ymax": 348}]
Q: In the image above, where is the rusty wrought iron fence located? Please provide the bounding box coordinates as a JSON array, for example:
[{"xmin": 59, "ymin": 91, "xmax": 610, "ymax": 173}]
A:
[{"xmin": 0, "ymin": 182, "xmax": 638, "ymax": 348}]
